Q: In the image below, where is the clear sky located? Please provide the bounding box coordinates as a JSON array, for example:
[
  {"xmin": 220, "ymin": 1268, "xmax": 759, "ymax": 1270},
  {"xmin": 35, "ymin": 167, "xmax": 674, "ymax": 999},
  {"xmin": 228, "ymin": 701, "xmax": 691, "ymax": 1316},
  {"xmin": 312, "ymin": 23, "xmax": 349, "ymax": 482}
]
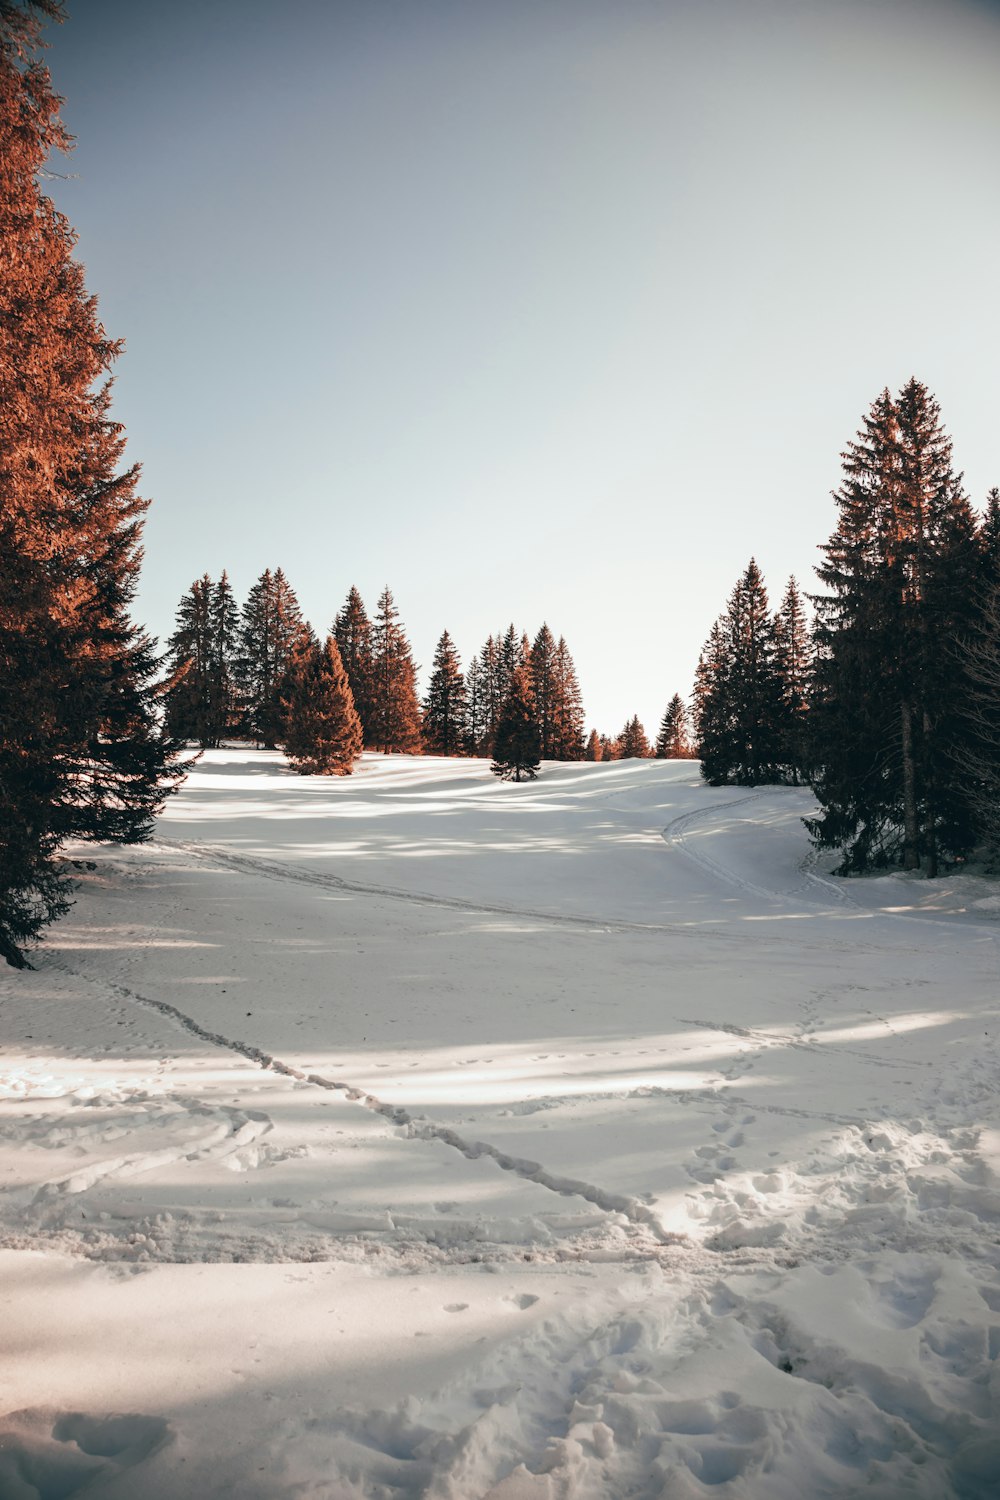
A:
[{"xmin": 45, "ymin": 0, "xmax": 1000, "ymax": 738}]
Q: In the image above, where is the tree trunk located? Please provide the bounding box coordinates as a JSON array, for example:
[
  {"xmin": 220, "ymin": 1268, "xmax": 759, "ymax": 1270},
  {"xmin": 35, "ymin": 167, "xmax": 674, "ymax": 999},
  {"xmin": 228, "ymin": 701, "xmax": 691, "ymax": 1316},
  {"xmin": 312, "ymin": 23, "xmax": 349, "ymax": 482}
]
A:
[
  {"xmin": 900, "ymin": 701, "xmax": 920, "ymax": 870},
  {"xmin": 922, "ymin": 707, "xmax": 938, "ymax": 878}
]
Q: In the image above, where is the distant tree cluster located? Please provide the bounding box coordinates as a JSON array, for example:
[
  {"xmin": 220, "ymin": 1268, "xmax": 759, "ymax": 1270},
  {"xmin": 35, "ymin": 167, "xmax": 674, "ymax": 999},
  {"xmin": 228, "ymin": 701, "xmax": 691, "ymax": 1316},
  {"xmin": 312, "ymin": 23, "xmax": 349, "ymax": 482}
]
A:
[
  {"xmin": 162, "ymin": 578, "xmax": 594, "ymax": 781},
  {"xmin": 0, "ymin": 2, "xmax": 182, "ymax": 967},
  {"xmin": 692, "ymin": 380, "xmax": 1000, "ymax": 875},
  {"xmin": 580, "ymin": 696, "xmax": 696, "ymax": 765}
]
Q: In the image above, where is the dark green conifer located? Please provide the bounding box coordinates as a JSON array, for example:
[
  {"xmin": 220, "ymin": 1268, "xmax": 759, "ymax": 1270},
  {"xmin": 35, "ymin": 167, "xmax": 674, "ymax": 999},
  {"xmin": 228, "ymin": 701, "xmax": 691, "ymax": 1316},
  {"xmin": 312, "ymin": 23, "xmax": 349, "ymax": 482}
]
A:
[
  {"xmin": 656, "ymin": 695, "xmax": 692, "ymax": 758},
  {"xmin": 808, "ymin": 381, "xmax": 980, "ymax": 873},
  {"xmin": 422, "ymin": 630, "xmax": 467, "ymax": 755},
  {"xmin": 491, "ymin": 665, "xmax": 541, "ymax": 781}
]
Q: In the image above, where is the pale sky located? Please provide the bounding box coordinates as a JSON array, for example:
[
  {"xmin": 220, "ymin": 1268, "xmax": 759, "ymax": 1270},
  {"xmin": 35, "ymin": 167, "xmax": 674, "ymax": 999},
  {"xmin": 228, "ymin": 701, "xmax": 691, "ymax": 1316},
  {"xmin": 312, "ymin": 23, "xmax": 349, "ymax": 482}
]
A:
[{"xmin": 48, "ymin": 0, "xmax": 1000, "ymax": 738}]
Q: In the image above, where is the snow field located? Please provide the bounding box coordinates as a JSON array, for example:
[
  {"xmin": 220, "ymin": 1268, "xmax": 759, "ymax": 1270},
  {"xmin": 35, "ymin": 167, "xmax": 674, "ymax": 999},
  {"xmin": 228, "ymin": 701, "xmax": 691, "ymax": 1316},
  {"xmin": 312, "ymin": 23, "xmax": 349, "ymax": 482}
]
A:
[{"xmin": 1, "ymin": 750, "xmax": 999, "ymax": 1497}]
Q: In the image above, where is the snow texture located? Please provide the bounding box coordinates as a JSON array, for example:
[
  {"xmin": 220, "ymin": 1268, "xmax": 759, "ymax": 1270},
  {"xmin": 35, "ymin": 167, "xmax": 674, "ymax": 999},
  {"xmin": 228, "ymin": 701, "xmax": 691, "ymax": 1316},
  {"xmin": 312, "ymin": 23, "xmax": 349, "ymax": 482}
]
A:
[{"xmin": 1, "ymin": 749, "xmax": 998, "ymax": 1498}]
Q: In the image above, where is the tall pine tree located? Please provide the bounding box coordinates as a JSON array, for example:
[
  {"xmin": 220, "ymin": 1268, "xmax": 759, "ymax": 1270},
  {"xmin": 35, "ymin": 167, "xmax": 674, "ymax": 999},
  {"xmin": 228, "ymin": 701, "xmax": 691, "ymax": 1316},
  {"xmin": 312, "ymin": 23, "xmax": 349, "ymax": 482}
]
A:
[
  {"xmin": 772, "ymin": 576, "xmax": 812, "ymax": 783},
  {"xmin": 237, "ymin": 566, "xmax": 305, "ymax": 746},
  {"xmin": 333, "ymin": 585, "xmax": 375, "ymax": 746},
  {"xmin": 1, "ymin": 1, "xmax": 182, "ymax": 964},
  {"xmin": 370, "ymin": 587, "xmax": 422, "ymax": 754},
  {"xmin": 808, "ymin": 381, "xmax": 980, "ymax": 873},
  {"xmin": 422, "ymin": 630, "xmax": 467, "ymax": 755}
]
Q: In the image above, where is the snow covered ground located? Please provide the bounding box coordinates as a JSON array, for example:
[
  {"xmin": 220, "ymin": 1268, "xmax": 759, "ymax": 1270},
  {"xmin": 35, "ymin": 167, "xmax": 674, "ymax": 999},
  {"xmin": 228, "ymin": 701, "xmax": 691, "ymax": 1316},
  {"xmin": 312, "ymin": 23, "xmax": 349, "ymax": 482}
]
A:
[{"xmin": 2, "ymin": 749, "xmax": 999, "ymax": 1499}]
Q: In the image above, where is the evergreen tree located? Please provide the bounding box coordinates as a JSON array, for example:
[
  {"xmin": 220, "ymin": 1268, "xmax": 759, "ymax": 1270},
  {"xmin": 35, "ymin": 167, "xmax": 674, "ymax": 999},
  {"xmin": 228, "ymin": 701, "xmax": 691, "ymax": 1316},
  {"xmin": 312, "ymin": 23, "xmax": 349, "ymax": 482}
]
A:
[
  {"xmin": 463, "ymin": 646, "xmax": 490, "ymax": 754},
  {"xmin": 210, "ymin": 571, "xmax": 240, "ymax": 737},
  {"xmin": 237, "ymin": 566, "xmax": 305, "ymax": 746},
  {"xmin": 618, "ymin": 716, "xmax": 651, "ymax": 759},
  {"xmin": 599, "ymin": 734, "xmax": 619, "ymax": 761},
  {"xmin": 529, "ymin": 624, "xmax": 557, "ymax": 757},
  {"xmin": 694, "ymin": 563, "xmax": 782, "ymax": 784},
  {"xmin": 656, "ymin": 694, "xmax": 693, "ymax": 758},
  {"xmin": 164, "ymin": 575, "xmax": 215, "ymax": 744},
  {"xmin": 422, "ymin": 630, "xmax": 467, "ymax": 755},
  {"xmin": 550, "ymin": 636, "xmax": 586, "ymax": 759},
  {"xmin": 491, "ymin": 665, "xmax": 541, "ymax": 781},
  {"xmin": 282, "ymin": 636, "xmax": 363, "ymax": 775},
  {"xmin": 0, "ymin": 1, "xmax": 182, "ymax": 965},
  {"xmin": 469, "ymin": 634, "xmax": 502, "ymax": 750},
  {"xmin": 333, "ymin": 585, "xmax": 375, "ymax": 745},
  {"xmin": 772, "ymin": 576, "xmax": 812, "ymax": 783},
  {"xmin": 584, "ymin": 729, "xmax": 602, "ymax": 762},
  {"xmin": 808, "ymin": 381, "xmax": 980, "ymax": 873},
  {"xmin": 163, "ymin": 571, "xmax": 240, "ymax": 747},
  {"xmin": 370, "ymin": 587, "xmax": 422, "ymax": 754}
]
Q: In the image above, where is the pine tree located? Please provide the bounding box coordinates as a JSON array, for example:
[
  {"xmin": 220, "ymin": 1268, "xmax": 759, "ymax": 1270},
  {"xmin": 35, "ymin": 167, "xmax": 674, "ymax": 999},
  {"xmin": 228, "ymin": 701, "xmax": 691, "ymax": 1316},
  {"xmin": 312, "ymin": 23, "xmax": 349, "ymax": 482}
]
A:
[
  {"xmin": 808, "ymin": 381, "xmax": 980, "ymax": 873},
  {"xmin": 1, "ymin": 2, "xmax": 182, "ymax": 965},
  {"xmin": 282, "ymin": 636, "xmax": 363, "ymax": 775},
  {"xmin": 772, "ymin": 577, "xmax": 812, "ymax": 783},
  {"xmin": 491, "ymin": 665, "xmax": 541, "ymax": 781},
  {"xmin": 694, "ymin": 563, "xmax": 782, "ymax": 784},
  {"xmin": 618, "ymin": 716, "xmax": 651, "ymax": 759},
  {"xmin": 529, "ymin": 624, "xmax": 557, "ymax": 757},
  {"xmin": 237, "ymin": 567, "xmax": 305, "ymax": 746},
  {"xmin": 333, "ymin": 585, "xmax": 375, "ymax": 745},
  {"xmin": 550, "ymin": 636, "xmax": 586, "ymax": 759},
  {"xmin": 463, "ymin": 646, "xmax": 489, "ymax": 754},
  {"xmin": 422, "ymin": 630, "xmax": 467, "ymax": 755},
  {"xmin": 656, "ymin": 694, "xmax": 692, "ymax": 758},
  {"xmin": 163, "ymin": 570, "xmax": 240, "ymax": 747},
  {"xmin": 164, "ymin": 575, "xmax": 215, "ymax": 744},
  {"xmin": 584, "ymin": 729, "xmax": 602, "ymax": 762},
  {"xmin": 468, "ymin": 634, "xmax": 503, "ymax": 751},
  {"xmin": 370, "ymin": 587, "xmax": 422, "ymax": 754},
  {"xmin": 598, "ymin": 734, "xmax": 618, "ymax": 761}
]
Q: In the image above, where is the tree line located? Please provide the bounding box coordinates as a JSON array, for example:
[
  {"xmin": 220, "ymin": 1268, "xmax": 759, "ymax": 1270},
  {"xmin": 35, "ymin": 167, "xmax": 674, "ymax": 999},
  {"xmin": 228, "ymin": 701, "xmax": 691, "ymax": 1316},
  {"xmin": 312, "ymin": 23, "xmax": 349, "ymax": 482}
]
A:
[{"xmin": 692, "ymin": 379, "xmax": 1000, "ymax": 874}]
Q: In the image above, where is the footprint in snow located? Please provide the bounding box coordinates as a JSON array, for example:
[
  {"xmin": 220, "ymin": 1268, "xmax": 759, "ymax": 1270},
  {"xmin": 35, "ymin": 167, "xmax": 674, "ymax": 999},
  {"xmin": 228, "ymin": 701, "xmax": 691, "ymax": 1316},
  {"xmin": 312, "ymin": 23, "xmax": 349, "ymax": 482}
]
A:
[
  {"xmin": 444, "ymin": 1303, "xmax": 469, "ymax": 1313},
  {"xmin": 504, "ymin": 1293, "xmax": 539, "ymax": 1310}
]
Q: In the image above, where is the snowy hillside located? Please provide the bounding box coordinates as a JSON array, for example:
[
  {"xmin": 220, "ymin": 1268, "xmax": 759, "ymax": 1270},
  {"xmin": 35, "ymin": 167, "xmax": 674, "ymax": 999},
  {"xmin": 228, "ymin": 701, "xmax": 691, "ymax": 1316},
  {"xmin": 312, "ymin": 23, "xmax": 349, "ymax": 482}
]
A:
[{"xmin": 2, "ymin": 750, "xmax": 999, "ymax": 1499}]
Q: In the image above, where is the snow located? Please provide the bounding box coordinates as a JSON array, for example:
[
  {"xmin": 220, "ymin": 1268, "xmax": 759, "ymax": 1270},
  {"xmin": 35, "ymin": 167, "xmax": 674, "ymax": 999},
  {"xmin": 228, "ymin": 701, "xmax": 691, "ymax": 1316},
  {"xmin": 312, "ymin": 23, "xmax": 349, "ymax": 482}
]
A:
[{"xmin": 2, "ymin": 749, "xmax": 999, "ymax": 1498}]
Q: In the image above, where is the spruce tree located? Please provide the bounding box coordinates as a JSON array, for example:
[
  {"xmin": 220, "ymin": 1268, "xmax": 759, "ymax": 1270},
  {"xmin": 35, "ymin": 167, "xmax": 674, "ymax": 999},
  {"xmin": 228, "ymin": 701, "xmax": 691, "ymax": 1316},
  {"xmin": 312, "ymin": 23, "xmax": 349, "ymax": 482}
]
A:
[
  {"xmin": 694, "ymin": 562, "xmax": 782, "ymax": 784},
  {"xmin": 491, "ymin": 665, "xmax": 541, "ymax": 781},
  {"xmin": 164, "ymin": 571, "xmax": 240, "ymax": 747},
  {"xmin": 584, "ymin": 729, "xmax": 601, "ymax": 762},
  {"xmin": 656, "ymin": 694, "xmax": 692, "ymax": 758},
  {"xmin": 618, "ymin": 716, "xmax": 651, "ymax": 759},
  {"xmin": 808, "ymin": 381, "xmax": 980, "ymax": 873},
  {"xmin": 333, "ymin": 585, "xmax": 375, "ymax": 745},
  {"xmin": 422, "ymin": 630, "xmax": 467, "ymax": 755},
  {"xmin": 550, "ymin": 636, "xmax": 586, "ymax": 759},
  {"xmin": 466, "ymin": 634, "xmax": 509, "ymax": 751},
  {"xmin": 529, "ymin": 624, "xmax": 557, "ymax": 756},
  {"xmin": 237, "ymin": 567, "xmax": 305, "ymax": 746},
  {"xmin": 370, "ymin": 587, "xmax": 422, "ymax": 754},
  {"xmin": 282, "ymin": 636, "xmax": 363, "ymax": 775},
  {"xmin": 772, "ymin": 577, "xmax": 812, "ymax": 783},
  {"xmin": 164, "ymin": 575, "xmax": 215, "ymax": 744},
  {"xmin": 1, "ymin": 1, "xmax": 182, "ymax": 964}
]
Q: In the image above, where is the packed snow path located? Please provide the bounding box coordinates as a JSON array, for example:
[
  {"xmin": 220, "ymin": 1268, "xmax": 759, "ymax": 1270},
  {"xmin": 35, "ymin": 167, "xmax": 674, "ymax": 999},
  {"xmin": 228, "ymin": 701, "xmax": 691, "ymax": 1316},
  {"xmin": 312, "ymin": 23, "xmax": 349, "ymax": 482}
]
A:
[{"xmin": 2, "ymin": 751, "xmax": 999, "ymax": 1499}]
